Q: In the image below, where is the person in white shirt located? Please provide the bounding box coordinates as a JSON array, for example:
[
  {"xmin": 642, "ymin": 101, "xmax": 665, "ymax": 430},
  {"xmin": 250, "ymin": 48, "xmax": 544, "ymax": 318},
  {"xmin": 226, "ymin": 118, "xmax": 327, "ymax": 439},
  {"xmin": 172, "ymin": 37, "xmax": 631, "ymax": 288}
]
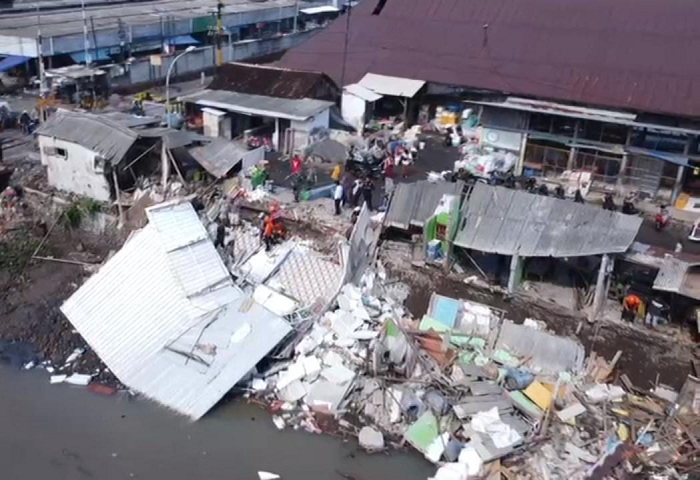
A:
[{"xmin": 333, "ymin": 181, "xmax": 343, "ymax": 215}]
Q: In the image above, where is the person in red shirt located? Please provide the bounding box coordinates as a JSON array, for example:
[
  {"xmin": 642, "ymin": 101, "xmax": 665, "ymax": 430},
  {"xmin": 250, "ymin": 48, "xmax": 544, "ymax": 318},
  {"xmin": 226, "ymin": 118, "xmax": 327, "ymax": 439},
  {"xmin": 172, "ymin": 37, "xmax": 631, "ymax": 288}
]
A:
[{"xmin": 291, "ymin": 153, "xmax": 303, "ymax": 176}]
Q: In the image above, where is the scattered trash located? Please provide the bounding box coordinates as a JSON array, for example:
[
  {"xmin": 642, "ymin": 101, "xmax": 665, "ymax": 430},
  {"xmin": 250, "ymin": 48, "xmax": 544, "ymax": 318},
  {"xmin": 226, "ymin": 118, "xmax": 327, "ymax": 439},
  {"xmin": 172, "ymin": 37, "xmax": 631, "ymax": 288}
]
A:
[{"xmin": 257, "ymin": 471, "xmax": 280, "ymax": 480}]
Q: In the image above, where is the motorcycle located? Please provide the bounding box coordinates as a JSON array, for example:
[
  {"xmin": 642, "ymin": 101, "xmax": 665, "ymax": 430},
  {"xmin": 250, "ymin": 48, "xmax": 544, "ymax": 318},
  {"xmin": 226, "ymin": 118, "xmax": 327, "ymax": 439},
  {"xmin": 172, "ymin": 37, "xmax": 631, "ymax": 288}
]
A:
[
  {"xmin": 345, "ymin": 148, "xmax": 384, "ymax": 179},
  {"xmin": 655, "ymin": 206, "xmax": 670, "ymax": 231},
  {"xmin": 602, "ymin": 193, "xmax": 617, "ymax": 212},
  {"xmin": 622, "ymin": 198, "xmax": 639, "ymax": 215}
]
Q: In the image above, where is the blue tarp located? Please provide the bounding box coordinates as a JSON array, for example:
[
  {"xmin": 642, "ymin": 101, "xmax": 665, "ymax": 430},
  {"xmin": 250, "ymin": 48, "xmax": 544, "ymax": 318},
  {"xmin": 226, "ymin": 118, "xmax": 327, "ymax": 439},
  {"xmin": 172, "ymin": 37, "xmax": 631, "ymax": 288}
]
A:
[
  {"xmin": 168, "ymin": 35, "xmax": 200, "ymax": 46},
  {"xmin": 625, "ymin": 146, "xmax": 689, "ymax": 167},
  {"xmin": 70, "ymin": 48, "xmax": 113, "ymax": 63},
  {"xmin": 0, "ymin": 55, "xmax": 31, "ymax": 73}
]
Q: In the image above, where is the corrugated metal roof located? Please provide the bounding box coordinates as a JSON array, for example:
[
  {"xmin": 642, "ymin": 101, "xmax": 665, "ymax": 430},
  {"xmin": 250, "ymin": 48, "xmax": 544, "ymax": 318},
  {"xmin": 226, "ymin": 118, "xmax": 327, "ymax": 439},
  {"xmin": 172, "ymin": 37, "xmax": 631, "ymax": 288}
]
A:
[
  {"xmin": 61, "ymin": 200, "xmax": 291, "ymax": 419},
  {"xmin": 266, "ymin": 245, "xmax": 344, "ymax": 307},
  {"xmin": 385, "ymin": 180, "xmax": 464, "ymax": 230},
  {"xmin": 36, "ymin": 110, "xmax": 138, "ymax": 164},
  {"xmin": 181, "ymin": 89, "xmax": 334, "ymax": 122},
  {"xmin": 453, "ymin": 183, "xmax": 643, "ymax": 258},
  {"xmin": 208, "ymin": 62, "xmax": 338, "ymax": 101},
  {"xmin": 653, "ymin": 256, "xmax": 688, "ymax": 293},
  {"xmin": 280, "ymin": 0, "xmax": 700, "ymax": 118},
  {"xmin": 357, "ymin": 73, "xmax": 425, "ymax": 98},
  {"xmin": 344, "ymin": 83, "xmax": 383, "ymax": 102},
  {"xmin": 188, "ymin": 139, "xmax": 250, "ymax": 178}
]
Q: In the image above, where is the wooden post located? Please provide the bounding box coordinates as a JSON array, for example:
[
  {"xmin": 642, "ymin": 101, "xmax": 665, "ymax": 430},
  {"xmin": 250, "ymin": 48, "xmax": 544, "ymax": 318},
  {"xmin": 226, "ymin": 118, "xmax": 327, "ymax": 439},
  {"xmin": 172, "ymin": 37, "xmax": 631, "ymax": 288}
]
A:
[{"xmin": 112, "ymin": 169, "xmax": 124, "ymax": 228}]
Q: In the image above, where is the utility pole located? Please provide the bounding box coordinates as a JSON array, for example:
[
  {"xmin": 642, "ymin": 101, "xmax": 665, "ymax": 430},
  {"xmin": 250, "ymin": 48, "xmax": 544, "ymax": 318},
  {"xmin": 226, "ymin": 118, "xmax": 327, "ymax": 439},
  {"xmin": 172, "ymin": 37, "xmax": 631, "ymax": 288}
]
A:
[
  {"xmin": 36, "ymin": 4, "xmax": 46, "ymax": 93},
  {"xmin": 215, "ymin": 0, "xmax": 224, "ymax": 66},
  {"xmin": 81, "ymin": 0, "xmax": 90, "ymax": 64},
  {"xmin": 293, "ymin": 0, "xmax": 299, "ymax": 33},
  {"xmin": 339, "ymin": 1, "xmax": 352, "ymax": 88}
]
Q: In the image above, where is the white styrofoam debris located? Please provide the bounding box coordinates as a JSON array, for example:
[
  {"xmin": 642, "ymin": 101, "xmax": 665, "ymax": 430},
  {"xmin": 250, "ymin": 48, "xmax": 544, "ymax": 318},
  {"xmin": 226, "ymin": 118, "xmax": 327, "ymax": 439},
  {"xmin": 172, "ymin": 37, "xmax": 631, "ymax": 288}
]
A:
[
  {"xmin": 320, "ymin": 364, "xmax": 356, "ymax": 385},
  {"xmin": 65, "ymin": 374, "xmax": 92, "ymax": 386},
  {"xmin": 300, "ymin": 355, "xmax": 322, "ymax": 379},
  {"xmin": 358, "ymin": 427, "xmax": 385, "ymax": 450},
  {"xmin": 276, "ymin": 363, "xmax": 306, "ymax": 390},
  {"xmin": 322, "ymin": 351, "xmax": 345, "ymax": 368},
  {"xmin": 251, "ymin": 378, "xmax": 268, "ymax": 392},
  {"xmin": 278, "ymin": 380, "xmax": 307, "ymax": 402},
  {"xmin": 257, "ymin": 472, "xmax": 280, "ymax": 480},
  {"xmin": 425, "ymin": 432, "xmax": 450, "ymax": 463},
  {"xmin": 271, "ymin": 416, "xmax": 286, "ymax": 430},
  {"xmin": 429, "ymin": 462, "xmax": 469, "ymax": 480},
  {"xmin": 350, "ymin": 330, "xmax": 379, "ymax": 340},
  {"xmin": 585, "ymin": 384, "xmax": 625, "ymax": 403},
  {"xmin": 556, "ymin": 403, "xmax": 587, "ymax": 422},
  {"xmin": 50, "ymin": 375, "xmax": 68, "ymax": 384},
  {"xmin": 64, "ymin": 348, "xmax": 85, "ymax": 365},
  {"xmin": 23, "ymin": 361, "xmax": 34, "ymax": 370}
]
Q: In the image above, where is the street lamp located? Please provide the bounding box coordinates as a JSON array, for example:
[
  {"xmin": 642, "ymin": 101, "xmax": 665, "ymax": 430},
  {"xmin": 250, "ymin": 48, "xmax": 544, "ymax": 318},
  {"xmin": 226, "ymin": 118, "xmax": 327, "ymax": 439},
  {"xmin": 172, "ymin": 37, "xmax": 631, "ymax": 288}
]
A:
[{"xmin": 165, "ymin": 45, "xmax": 197, "ymax": 127}]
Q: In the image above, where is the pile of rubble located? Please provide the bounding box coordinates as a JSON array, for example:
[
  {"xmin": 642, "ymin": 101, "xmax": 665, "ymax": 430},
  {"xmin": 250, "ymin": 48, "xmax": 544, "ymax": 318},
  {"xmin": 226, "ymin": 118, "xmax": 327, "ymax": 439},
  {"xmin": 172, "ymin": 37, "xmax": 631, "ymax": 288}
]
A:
[{"xmin": 243, "ymin": 263, "xmax": 700, "ymax": 480}]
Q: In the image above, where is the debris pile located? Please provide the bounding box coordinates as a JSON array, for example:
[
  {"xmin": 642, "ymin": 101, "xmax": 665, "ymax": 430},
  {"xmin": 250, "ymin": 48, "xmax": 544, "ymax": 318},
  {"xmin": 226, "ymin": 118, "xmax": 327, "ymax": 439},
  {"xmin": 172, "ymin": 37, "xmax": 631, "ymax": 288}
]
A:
[{"xmin": 242, "ymin": 264, "xmax": 699, "ymax": 479}]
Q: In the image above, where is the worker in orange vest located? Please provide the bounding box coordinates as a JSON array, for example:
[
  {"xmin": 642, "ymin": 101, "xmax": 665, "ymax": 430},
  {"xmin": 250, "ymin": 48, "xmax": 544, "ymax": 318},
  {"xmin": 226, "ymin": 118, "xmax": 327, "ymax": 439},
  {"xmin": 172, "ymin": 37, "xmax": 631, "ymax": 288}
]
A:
[{"xmin": 621, "ymin": 293, "xmax": 641, "ymax": 323}]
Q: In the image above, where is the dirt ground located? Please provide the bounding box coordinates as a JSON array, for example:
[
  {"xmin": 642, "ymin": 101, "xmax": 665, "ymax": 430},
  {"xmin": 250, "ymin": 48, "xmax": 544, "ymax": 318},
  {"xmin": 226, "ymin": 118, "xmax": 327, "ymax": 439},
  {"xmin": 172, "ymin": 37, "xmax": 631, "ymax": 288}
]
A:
[
  {"xmin": 386, "ymin": 257, "xmax": 697, "ymax": 391},
  {"xmin": 0, "ymin": 204, "xmax": 125, "ymax": 385}
]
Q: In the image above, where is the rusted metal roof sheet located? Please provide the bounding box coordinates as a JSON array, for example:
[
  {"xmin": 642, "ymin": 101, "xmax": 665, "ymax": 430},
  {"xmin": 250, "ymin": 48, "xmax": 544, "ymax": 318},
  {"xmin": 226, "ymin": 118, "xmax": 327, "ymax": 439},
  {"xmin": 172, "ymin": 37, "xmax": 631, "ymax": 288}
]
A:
[
  {"xmin": 280, "ymin": 0, "xmax": 700, "ymax": 118},
  {"xmin": 454, "ymin": 183, "xmax": 642, "ymax": 258},
  {"xmin": 208, "ymin": 62, "xmax": 339, "ymax": 101}
]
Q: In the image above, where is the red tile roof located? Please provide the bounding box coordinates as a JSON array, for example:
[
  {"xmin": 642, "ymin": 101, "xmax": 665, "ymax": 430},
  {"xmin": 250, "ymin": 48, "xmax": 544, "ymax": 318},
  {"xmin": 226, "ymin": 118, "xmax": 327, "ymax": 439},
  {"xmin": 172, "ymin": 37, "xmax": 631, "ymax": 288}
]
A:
[{"xmin": 280, "ymin": 0, "xmax": 700, "ymax": 118}]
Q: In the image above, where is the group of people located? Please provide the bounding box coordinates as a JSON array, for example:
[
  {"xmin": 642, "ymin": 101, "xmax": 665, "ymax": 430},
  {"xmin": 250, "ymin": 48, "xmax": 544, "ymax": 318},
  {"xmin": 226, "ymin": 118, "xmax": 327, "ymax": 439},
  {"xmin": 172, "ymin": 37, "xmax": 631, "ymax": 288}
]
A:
[
  {"xmin": 621, "ymin": 292, "xmax": 670, "ymax": 328},
  {"xmin": 334, "ymin": 176, "xmax": 374, "ymax": 216}
]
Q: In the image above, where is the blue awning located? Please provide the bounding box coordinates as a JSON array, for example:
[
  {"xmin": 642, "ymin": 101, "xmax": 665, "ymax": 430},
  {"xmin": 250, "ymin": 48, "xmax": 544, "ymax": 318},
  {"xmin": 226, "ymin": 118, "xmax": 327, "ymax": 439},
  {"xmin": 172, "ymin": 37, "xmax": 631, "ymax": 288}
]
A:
[
  {"xmin": 168, "ymin": 35, "xmax": 200, "ymax": 46},
  {"xmin": 625, "ymin": 146, "xmax": 689, "ymax": 167},
  {"xmin": 70, "ymin": 48, "xmax": 114, "ymax": 63},
  {"xmin": 0, "ymin": 55, "xmax": 31, "ymax": 73}
]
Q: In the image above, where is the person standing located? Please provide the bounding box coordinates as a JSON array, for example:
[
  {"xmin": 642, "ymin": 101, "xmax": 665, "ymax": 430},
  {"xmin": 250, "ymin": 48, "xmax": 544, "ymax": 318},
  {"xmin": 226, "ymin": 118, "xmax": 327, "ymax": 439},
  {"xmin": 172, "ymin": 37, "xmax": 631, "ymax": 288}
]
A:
[
  {"xmin": 361, "ymin": 177, "xmax": 374, "ymax": 211},
  {"xmin": 621, "ymin": 293, "xmax": 641, "ymax": 323},
  {"xmin": 291, "ymin": 152, "xmax": 303, "ymax": 176},
  {"xmin": 333, "ymin": 181, "xmax": 343, "ymax": 215},
  {"xmin": 331, "ymin": 162, "xmax": 342, "ymax": 182}
]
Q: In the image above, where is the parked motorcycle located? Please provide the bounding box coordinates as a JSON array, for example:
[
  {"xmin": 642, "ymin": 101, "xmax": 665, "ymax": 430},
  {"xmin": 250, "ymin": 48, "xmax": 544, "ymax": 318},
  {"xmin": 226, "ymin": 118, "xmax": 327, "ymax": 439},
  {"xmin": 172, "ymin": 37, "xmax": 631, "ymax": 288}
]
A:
[
  {"xmin": 622, "ymin": 197, "xmax": 639, "ymax": 215},
  {"xmin": 345, "ymin": 147, "xmax": 384, "ymax": 179},
  {"xmin": 602, "ymin": 193, "xmax": 617, "ymax": 212},
  {"xmin": 655, "ymin": 205, "xmax": 670, "ymax": 231}
]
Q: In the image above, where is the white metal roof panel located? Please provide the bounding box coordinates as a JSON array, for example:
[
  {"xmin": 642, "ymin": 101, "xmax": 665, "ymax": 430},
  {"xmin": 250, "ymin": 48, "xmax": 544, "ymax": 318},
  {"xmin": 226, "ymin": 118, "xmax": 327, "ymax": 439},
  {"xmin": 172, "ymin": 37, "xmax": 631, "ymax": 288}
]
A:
[
  {"xmin": 266, "ymin": 245, "xmax": 343, "ymax": 307},
  {"xmin": 358, "ymin": 73, "xmax": 425, "ymax": 98},
  {"xmin": 181, "ymin": 89, "xmax": 334, "ymax": 122},
  {"xmin": 300, "ymin": 5, "xmax": 340, "ymax": 14},
  {"xmin": 344, "ymin": 83, "xmax": 383, "ymax": 102},
  {"xmin": 61, "ymin": 200, "xmax": 290, "ymax": 419}
]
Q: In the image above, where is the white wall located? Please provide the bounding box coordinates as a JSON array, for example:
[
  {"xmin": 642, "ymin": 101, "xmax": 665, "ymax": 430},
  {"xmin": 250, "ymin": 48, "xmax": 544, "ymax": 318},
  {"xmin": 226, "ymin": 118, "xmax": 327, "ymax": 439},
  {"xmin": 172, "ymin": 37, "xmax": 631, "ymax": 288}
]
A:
[
  {"xmin": 341, "ymin": 92, "xmax": 367, "ymax": 133},
  {"xmin": 39, "ymin": 136, "xmax": 111, "ymax": 202},
  {"xmin": 290, "ymin": 108, "xmax": 331, "ymax": 150}
]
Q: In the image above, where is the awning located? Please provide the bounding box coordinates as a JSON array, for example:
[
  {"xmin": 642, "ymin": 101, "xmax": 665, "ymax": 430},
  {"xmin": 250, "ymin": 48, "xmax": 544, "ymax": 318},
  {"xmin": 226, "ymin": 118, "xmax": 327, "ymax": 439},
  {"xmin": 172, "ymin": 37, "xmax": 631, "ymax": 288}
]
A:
[
  {"xmin": 344, "ymin": 83, "xmax": 383, "ymax": 102},
  {"xmin": 69, "ymin": 48, "xmax": 113, "ymax": 64},
  {"xmin": 300, "ymin": 5, "xmax": 340, "ymax": 15},
  {"xmin": 168, "ymin": 35, "xmax": 200, "ymax": 46},
  {"xmin": 0, "ymin": 55, "xmax": 31, "ymax": 73},
  {"xmin": 357, "ymin": 73, "xmax": 425, "ymax": 98},
  {"xmin": 625, "ymin": 146, "xmax": 689, "ymax": 167}
]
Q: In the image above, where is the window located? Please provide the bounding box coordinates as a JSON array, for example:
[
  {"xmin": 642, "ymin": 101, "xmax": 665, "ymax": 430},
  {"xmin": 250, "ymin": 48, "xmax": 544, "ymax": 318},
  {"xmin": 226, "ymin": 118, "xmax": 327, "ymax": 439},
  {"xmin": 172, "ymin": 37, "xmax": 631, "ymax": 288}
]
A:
[
  {"xmin": 93, "ymin": 156, "xmax": 106, "ymax": 174},
  {"xmin": 42, "ymin": 146, "xmax": 68, "ymax": 159}
]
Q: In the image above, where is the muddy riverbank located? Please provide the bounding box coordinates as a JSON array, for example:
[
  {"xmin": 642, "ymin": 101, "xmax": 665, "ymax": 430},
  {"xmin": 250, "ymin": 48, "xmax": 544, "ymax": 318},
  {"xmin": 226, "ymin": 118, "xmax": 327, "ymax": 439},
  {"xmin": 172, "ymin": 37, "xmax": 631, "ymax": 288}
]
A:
[{"xmin": 0, "ymin": 365, "xmax": 434, "ymax": 480}]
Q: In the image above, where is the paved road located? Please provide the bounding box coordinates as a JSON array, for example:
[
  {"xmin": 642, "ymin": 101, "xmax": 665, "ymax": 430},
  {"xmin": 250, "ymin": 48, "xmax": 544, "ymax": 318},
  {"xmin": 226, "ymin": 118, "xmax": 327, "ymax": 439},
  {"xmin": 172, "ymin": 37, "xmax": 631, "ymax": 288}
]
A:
[{"xmin": 0, "ymin": 366, "xmax": 434, "ymax": 480}]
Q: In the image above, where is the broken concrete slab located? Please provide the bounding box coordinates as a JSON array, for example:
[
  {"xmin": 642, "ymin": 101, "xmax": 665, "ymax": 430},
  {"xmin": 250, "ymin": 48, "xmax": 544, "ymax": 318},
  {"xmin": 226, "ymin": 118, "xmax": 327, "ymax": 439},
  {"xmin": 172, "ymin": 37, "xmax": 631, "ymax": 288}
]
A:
[
  {"xmin": 453, "ymin": 395, "xmax": 513, "ymax": 419},
  {"xmin": 304, "ymin": 380, "xmax": 351, "ymax": 413},
  {"xmin": 469, "ymin": 381, "xmax": 504, "ymax": 396},
  {"xmin": 556, "ymin": 402, "xmax": 587, "ymax": 422},
  {"xmin": 585, "ymin": 384, "xmax": 625, "ymax": 403}
]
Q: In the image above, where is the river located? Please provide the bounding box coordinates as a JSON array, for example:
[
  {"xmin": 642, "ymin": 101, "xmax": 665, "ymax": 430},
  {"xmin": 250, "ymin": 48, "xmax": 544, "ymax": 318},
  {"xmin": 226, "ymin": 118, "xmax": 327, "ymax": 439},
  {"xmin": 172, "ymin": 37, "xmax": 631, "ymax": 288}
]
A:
[{"xmin": 0, "ymin": 366, "xmax": 434, "ymax": 480}]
